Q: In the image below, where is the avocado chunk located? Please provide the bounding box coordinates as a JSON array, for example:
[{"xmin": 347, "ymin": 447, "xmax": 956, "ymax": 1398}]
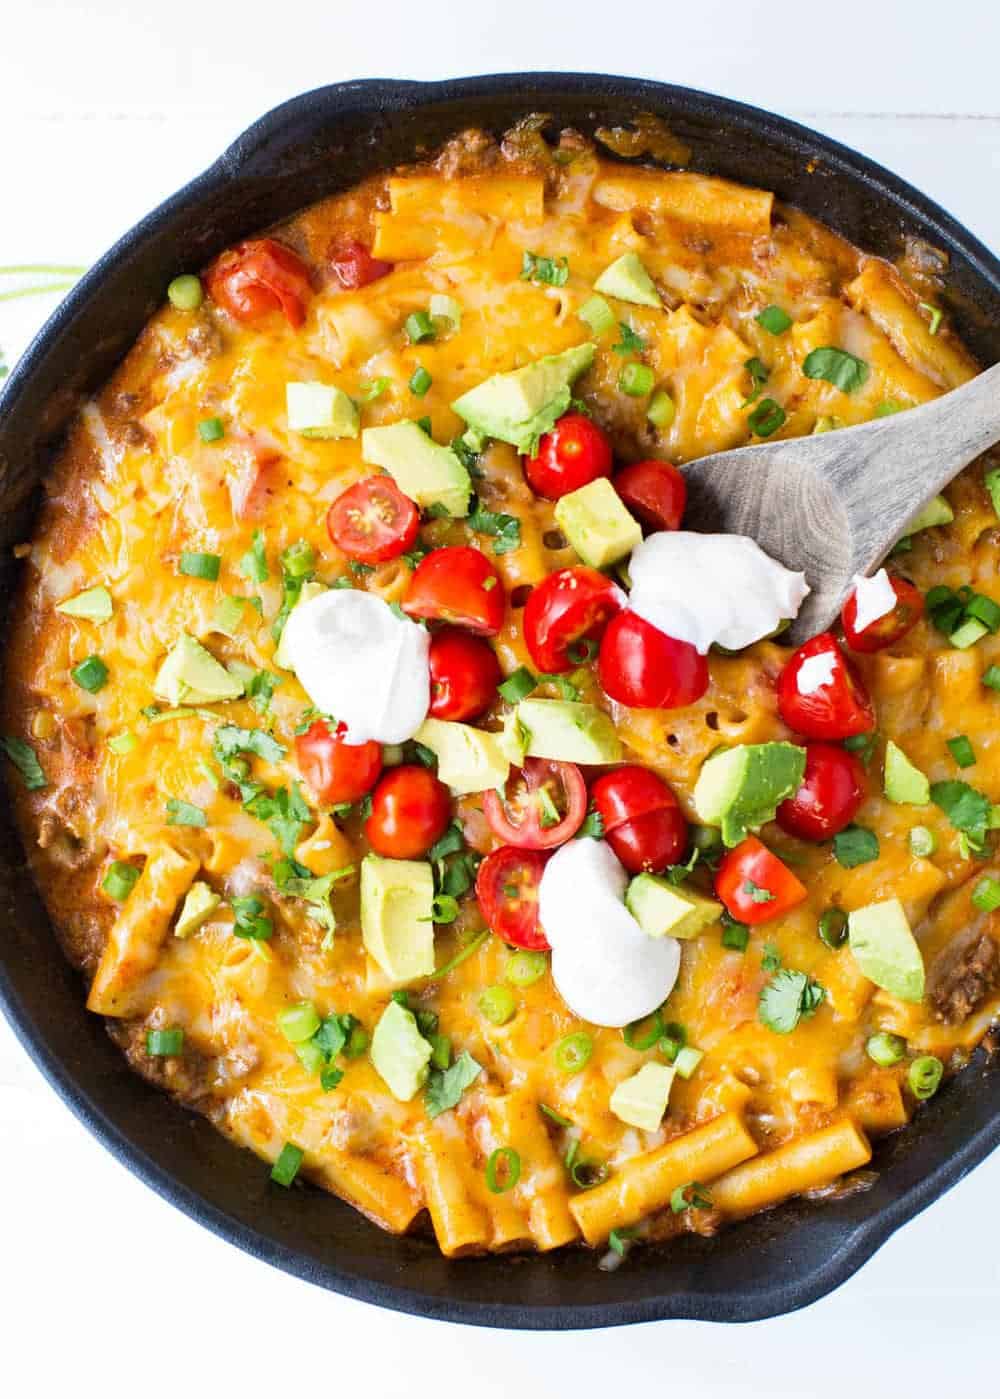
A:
[
  {"xmin": 883, "ymin": 739, "xmax": 930, "ymax": 806},
  {"xmin": 906, "ymin": 494, "xmax": 954, "ymax": 535},
  {"xmin": 413, "ymin": 718, "xmax": 509, "ymax": 795},
  {"xmin": 693, "ymin": 742, "xmax": 806, "ymax": 847},
  {"xmin": 361, "ymin": 420, "xmax": 471, "ymax": 518},
  {"xmin": 451, "ymin": 342, "xmax": 596, "ymax": 455},
  {"xmin": 273, "ymin": 580, "xmax": 326, "ymax": 671},
  {"xmin": 56, "ymin": 585, "xmax": 113, "ymax": 623},
  {"xmin": 516, "ymin": 697, "xmax": 622, "ymax": 765},
  {"xmin": 593, "ymin": 252, "xmax": 662, "ymax": 309},
  {"xmin": 360, "ymin": 853, "xmax": 435, "ymax": 984},
  {"xmin": 848, "ymin": 898, "xmax": 925, "ymax": 1002},
  {"xmin": 286, "ymin": 381, "xmax": 360, "ymax": 439},
  {"xmin": 174, "ymin": 880, "xmax": 221, "ymax": 938},
  {"xmin": 609, "ymin": 1062, "xmax": 675, "ymax": 1131},
  {"xmin": 496, "ymin": 707, "xmax": 529, "ymax": 767},
  {"xmin": 154, "ymin": 634, "xmax": 245, "ymax": 706},
  {"xmin": 625, "ymin": 873, "xmax": 723, "ymax": 940},
  {"xmin": 370, "ymin": 998, "xmax": 433, "ymax": 1102},
  {"xmin": 554, "ymin": 477, "xmax": 641, "ymax": 569}
]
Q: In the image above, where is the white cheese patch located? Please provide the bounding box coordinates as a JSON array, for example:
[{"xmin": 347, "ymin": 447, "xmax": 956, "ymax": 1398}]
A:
[
  {"xmin": 280, "ymin": 590, "xmax": 430, "ymax": 745},
  {"xmin": 538, "ymin": 837, "xmax": 681, "ymax": 1028},
  {"xmin": 850, "ymin": 569, "xmax": 897, "ymax": 633},
  {"xmin": 796, "ymin": 651, "xmax": 839, "ymax": 695},
  {"xmin": 627, "ymin": 531, "xmax": 810, "ymax": 655}
]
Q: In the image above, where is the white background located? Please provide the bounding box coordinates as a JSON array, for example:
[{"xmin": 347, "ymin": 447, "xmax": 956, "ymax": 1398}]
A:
[{"xmin": 2, "ymin": 2, "xmax": 999, "ymax": 1392}]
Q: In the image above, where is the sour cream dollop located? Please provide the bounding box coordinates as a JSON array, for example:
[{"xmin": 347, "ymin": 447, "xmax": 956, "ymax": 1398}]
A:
[
  {"xmin": 281, "ymin": 590, "xmax": 430, "ymax": 745},
  {"xmin": 849, "ymin": 568, "xmax": 896, "ymax": 633},
  {"xmin": 538, "ymin": 837, "xmax": 681, "ymax": 1028},
  {"xmin": 627, "ymin": 531, "xmax": 810, "ymax": 654}
]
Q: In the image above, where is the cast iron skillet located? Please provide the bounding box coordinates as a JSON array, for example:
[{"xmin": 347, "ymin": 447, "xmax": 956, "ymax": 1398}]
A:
[{"xmin": 1, "ymin": 74, "xmax": 999, "ymax": 1329}]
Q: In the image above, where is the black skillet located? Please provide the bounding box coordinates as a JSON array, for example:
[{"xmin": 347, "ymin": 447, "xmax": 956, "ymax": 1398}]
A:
[{"xmin": 1, "ymin": 74, "xmax": 998, "ymax": 1328}]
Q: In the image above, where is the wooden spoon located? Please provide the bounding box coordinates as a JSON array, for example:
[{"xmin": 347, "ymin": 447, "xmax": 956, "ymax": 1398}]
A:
[{"xmin": 680, "ymin": 362, "xmax": 1000, "ymax": 644}]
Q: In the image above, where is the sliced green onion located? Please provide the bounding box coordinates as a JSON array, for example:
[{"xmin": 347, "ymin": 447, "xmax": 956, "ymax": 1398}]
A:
[
  {"xmin": 107, "ymin": 731, "xmax": 138, "ymax": 756},
  {"xmin": 875, "ymin": 400, "xmax": 904, "ymax": 417},
  {"xmin": 866, "ymin": 1031, "xmax": 906, "ymax": 1067},
  {"xmin": 966, "ymin": 593, "xmax": 1000, "ymax": 631},
  {"xmin": 947, "ymin": 735, "xmax": 976, "ymax": 768},
  {"xmin": 428, "ymin": 1033, "xmax": 451, "ymax": 1071},
  {"xmin": 756, "ymin": 305, "xmax": 792, "ymax": 335},
  {"xmin": 919, "ymin": 302, "xmax": 943, "ymax": 335},
  {"xmin": 670, "ymin": 1181, "xmax": 713, "ymax": 1213},
  {"xmin": 167, "ymin": 274, "xmax": 203, "ymax": 311},
  {"xmin": 358, "ymin": 376, "xmax": 391, "ymax": 403},
  {"xmin": 56, "ymin": 585, "xmax": 113, "ymax": 623},
  {"xmin": 409, "ymin": 366, "xmax": 432, "ymax": 397},
  {"xmin": 540, "ymin": 1103, "xmax": 573, "ymax": 1128},
  {"xmin": 498, "ymin": 666, "xmax": 537, "ymax": 703},
  {"xmin": 405, "ymin": 310, "xmax": 436, "ymax": 343},
  {"xmin": 578, "ymin": 293, "xmax": 616, "ymax": 336},
  {"xmin": 71, "ymin": 655, "xmax": 108, "ymax": 693},
  {"xmin": 198, "ymin": 417, "xmax": 225, "ymax": 443},
  {"xmin": 618, "ymin": 363, "xmax": 654, "ymax": 397},
  {"xmin": 277, "ymin": 1001, "xmax": 321, "ymax": 1044},
  {"xmin": 429, "ymin": 293, "xmax": 462, "ymax": 330},
  {"xmin": 431, "ymin": 894, "xmax": 460, "ymax": 924},
  {"xmin": 950, "ymin": 618, "xmax": 989, "ymax": 650},
  {"xmin": 747, "ymin": 398, "xmax": 786, "ymax": 437},
  {"xmin": 485, "ymin": 1146, "xmax": 521, "ymax": 1194},
  {"xmin": 345, "ymin": 1024, "xmax": 369, "ymax": 1058},
  {"xmin": 674, "ymin": 1046, "xmax": 704, "ymax": 1079},
  {"xmin": 908, "ymin": 1055, "xmax": 943, "ymax": 1101},
  {"xmin": 982, "ymin": 664, "xmax": 1000, "ymax": 691},
  {"xmin": 296, "ymin": 1040, "xmax": 326, "ymax": 1074},
  {"xmin": 479, "ymin": 985, "xmax": 516, "ymax": 1026},
  {"xmin": 179, "ymin": 551, "xmax": 221, "ymax": 581},
  {"xmin": 909, "ymin": 826, "xmax": 937, "ymax": 858},
  {"xmin": 429, "ymin": 928, "xmax": 490, "ymax": 980},
  {"xmin": 271, "ymin": 1142, "xmax": 304, "ymax": 1187},
  {"xmin": 554, "ymin": 1032, "xmax": 593, "ymax": 1075},
  {"xmin": 570, "ymin": 1157, "xmax": 608, "ymax": 1190},
  {"xmin": 972, "ymin": 875, "xmax": 1000, "ymax": 912},
  {"xmin": 505, "ymin": 950, "xmax": 548, "ymax": 987},
  {"xmin": 647, "ymin": 388, "xmax": 676, "ymax": 429},
  {"xmin": 818, "ymin": 906, "xmax": 849, "ymax": 950},
  {"xmin": 622, "ymin": 1009, "xmax": 664, "ymax": 1052},
  {"xmin": 103, "ymin": 861, "xmax": 140, "ymax": 901},
  {"xmin": 146, "ymin": 1028, "xmax": 184, "ymax": 1056}
]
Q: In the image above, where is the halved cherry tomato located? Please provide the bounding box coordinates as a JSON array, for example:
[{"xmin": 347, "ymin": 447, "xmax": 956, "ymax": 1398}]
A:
[
  {"xmin": 598, "ymin": 611, "xmax": 709, "ymax": 710},
  {"xmin": 403, "ymin": 546, "xmax": 505, "ymax": 635},
  {"xmin": 776, "ymin": 743, "xmax": 866, "ymax": 842},
  {"xmin": 326, "ymin": 477, "xmax": 419, "ymax": 564},
  {"xmin": 841, "ymin": 574, "xmax": 924, "ymax": 653},
  {"xmin": 294, "ymin": 719, "xmax": 382, "ymax": 806},
  {"xmin": 590, "ymin": 766, "xmax": 688, "ymax": 873},
  {"xmin": 714, "ymin": 835, "xmax": 807, "ymax": 925},
  {"xmin": 227, "ymin": 437, "xmax": 280, "ymax": 520},
  {"xmin": 483, "ymin": 759, "xmax": 587, "ymax": 850},
  {"xmin": 614, "ymin": 461, "xmax": 687, "ymax": 533},
  {"xmin": 777, "ymin": 632, "xmax": 875, "ymax": 740},
  {"xmin": 523, "ymin": 567, "xmax": 625, "ymax": 674},
  {"xmin": 475, "ymin": 845, "xmax": 550, "ymax": 949},
  {"xmin": 364, "ymin": 765, "xmax": 451, "ymax": 859},
  {"xmin": 523, "ymin": 413, "xmax": 613, "ymax": 500},
  {"xmin": 329, "ymin": 237, "xmax": 392, "ymax": 290},
  {"xmin": 428, "ymin": 628, "xmax": 502, "ymax": 721},
  {"xmin": 206, "ymin": 238, "xmax": 312, "ymax": 327}
]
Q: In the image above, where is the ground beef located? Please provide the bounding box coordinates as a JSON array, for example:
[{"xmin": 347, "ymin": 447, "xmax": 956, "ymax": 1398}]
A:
[{"xmin": 930, "ymin": 931, "xmax": 1000, "ymax": 1024}]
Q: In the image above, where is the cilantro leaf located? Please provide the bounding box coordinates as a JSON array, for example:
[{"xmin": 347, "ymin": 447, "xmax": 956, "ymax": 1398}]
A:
[
  {"xmin": 832, "ymin": 824, "xmax": 880, "ymax": 868},
  {"xmin": 758, "ymin": 969, "xmax": 826, "ymax": 1034},
  {"xmin": 428, "ymin": 820, "xmax": 466, "ymax": 863},
  {"xmin": 245, "ymin": 781, "xmax": 311, "ymax": 856},
  {"xmin": 520, "ymin": 251, "xmax": 569, "ymax": 287},
  {"xmin": 744, "ymin": 879, "xmax": 775, "ymax": 904},
  {"xmin": 931, "ymin": 779, "xmax": 992, "ymax": 848},
  {"xmin": 761, "ymin": 942, "xmax": 782, "ymax": 973},
  {"xmin": 425, "ymin": 1049, "xmax": 483, "ymax": 1118},
  {"xmin": 213, "ymin": 724, "xmax": 286, "ymax": 766},
  {"xmin": 0, "ymin": 735, "xmax": 46, "ymax": 790},
  {"xmin": 742, "ymin": 356, "xmax": 769, "ymax": 405},
  {"xmin": 612, "ymin": 322, "xmax": 646, "ymax": 356},
  {"xmin": 231, "ymin": 893, "xmax": 273, "ymax": 940},
  {"xmin": 579, "ymin": 803, "xmax": 605, "ymax": 839},
  {"xmin": 165, "ymin": 798, "xmax": 208, "ymax": 828},
  {"xmin": 468, "ymin": 501, "xmax": 521, "ymax": 556},
  {"xmin": 238, "ymin": 528, "xmax": 268, "ymax": 584},
  {"xmin": 247, "ymin": 669, "xmax": 281, "ymax": 714},
  {"xmin": 272, "ymin": 540, "xmax": 316, "ymax": 642},
  {"xmin": 280, "ymin": 864, "xmax": 354, "ymax": 941},
  {"xmin": 802, "ymin": 346, "xmax": 870, "ymax": 394}
]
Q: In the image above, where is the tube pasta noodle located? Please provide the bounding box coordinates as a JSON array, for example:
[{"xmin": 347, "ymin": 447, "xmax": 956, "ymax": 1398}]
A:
[
  {"xmin": 487, "ymin": 1091, "xmax": 579, "ymax": 1250},
  {"xmin": 845, "ymin": 259, "xmax": 977, "ymax": 390},
  {"xmin": 592, "ymin": 170, "xmax": 773, "ymax": 234},
  {"xmin": 711, "ymin": 1120, "xmax": 872, "ymax": 1218},
  {"xmin": 416, "ymin": 1122, "xmax": 491, "ymax": 1257}
]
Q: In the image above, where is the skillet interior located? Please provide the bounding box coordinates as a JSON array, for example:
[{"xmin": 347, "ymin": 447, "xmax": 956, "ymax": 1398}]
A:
[{"xmin": 1, "ymin": 73, "xmax": 999, "ymax": 1327}]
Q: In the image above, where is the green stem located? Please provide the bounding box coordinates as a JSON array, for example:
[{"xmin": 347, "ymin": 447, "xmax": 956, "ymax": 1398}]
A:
[
  {"xmin": 428, "ymin": 928, "xmax": 491, "ymax": 981},
  {"xmin": 0, "ymin": 264, "xmax": 87, "ymax": 276},
  {"xmin": 0, "ymin": 281, "xmax": 78, "ymax": 303}
]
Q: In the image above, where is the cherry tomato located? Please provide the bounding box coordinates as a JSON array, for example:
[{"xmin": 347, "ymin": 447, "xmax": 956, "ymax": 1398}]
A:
[
  {"xmin": 329, "ymin": 237, "xmax": 392, "ymax": 290},
  {"xmin": 206, "ymin": 238, "xmax": 312, "ymax": 328},
  {"xmin": 523, "ymin": 414, "xmax": 613, "ymax": 500},
  {"xmin": 364, "ymin": 765, "xmax": 451, "ymax": 859},
  {"xmin": 591, "ymin": 766, "xmax": 688, "ymax": 873},
  {"xmin": 714, "ymin": 835, "xmax": 808, "ymax": 925},
  {"xmin": 523, "ymin": 567, "xmax": 625, "ymax": 674},
  {"xmin": 777, "ymin": 632, "xmax": 875, "ymax": 740},
  {"xmin": 294, "ymin": 719, "xmax": 382, "ymax": 806},
  {"xmin": 841, "ymin": 574, "xmax": 924, "ymax": 653},
  {"xmin": 475, "ymin": 845, "xmax": 550, "ymax": 949},
  {"xmin": 403, "ymin": 546, "xmax": 505, "ymax": 635},
  {"xmin": 227, "ymin": 438, "xmax": 279, "ymax": 520},
  {"xmin": 483, "ymin": 759, "xmax": 587, "ymax": 850},
  {"xmin": 614, "ymin": 460, "xmax": 687, "ymax": 533},
  {"xmin": 776, "ymin": 742, "xmax": 866, "ymax": 842},
  {"xmin": 598, "ymin": 611, "xmax": 709, "ymax": 710},
  {"xmin": 326, "ymin": 476, "xmax": 419, "ymax": 565},
  {"xmin": 428, "ymin": 628, "xmax": 502, "ymax": 721}
]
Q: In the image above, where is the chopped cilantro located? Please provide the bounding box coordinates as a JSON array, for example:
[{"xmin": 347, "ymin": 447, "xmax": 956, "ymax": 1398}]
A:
[
  {"xmin": 758, "ymin": 969, "xmax": 826, "ymax": 1034},
  {"xmin": 425, "ymin": 1049, "xmax": 483, "ymax": 1118},
  {"xmin": 0, "ymin": 735, "xmax": 46, "ymax": 790},
  {"xmin": 231, "ymin": 894, "xmax": 273, "ymax": 941},
  {"xmin": 239, "ymin": 528, "xmax": 268, "ymax": 584},
  {"xmin": 520, "ymin": 251, "xmax": 569, "ymax": 287},
  {"xmin": 612, "ymin": 322, "xmax": 646, "ymax": 356},
  {"xmin": 578, "ymin": 803, "xmax": 605, "ymax": 839},
  {"xmin": 165, "ymin": 798, "xmax": 208, "ymax": 828},
  {"xmin": 802, "ymin": 346, "xmax": 870, "ymax": 393},
  {"xmin": 930, "ymin": 779, "xmax": 992, "ymax": 849},
  {"xmin": 468, "ymin": 501, "xmax": 521, "ymax": 556},
  {"xmin": 742, "ymin": 356, "xmax": 769, "ymax": 405},
  {"xmin": 832, "ymin": 824, "xmax": 880, "ymax": 868}
]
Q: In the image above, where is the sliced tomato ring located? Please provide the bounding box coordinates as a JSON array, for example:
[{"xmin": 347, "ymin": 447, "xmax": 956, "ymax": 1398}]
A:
[
  {"xmin": 475, "ymin": 845, "xmax": 550, "ymax": 950},
  {"xmin": 483, "ymin": 759, "xmax": 587, "ymax": 850},
  {"xmin": 326, "ymin": 476, "xmax": 419, "ymax": 564}
]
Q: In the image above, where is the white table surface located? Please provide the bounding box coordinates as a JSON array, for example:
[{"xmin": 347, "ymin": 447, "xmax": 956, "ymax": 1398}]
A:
[{"xmin": 3, "ymin": 2, "xmax": 999, "ymax": 1391}]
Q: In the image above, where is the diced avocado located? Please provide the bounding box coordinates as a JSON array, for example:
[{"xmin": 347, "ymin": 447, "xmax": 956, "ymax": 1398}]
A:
[
  {"xmin": 413, "ymin": 718, "xmax": 509, "ymax": 795},
  {"xmin": 516, "ymin": 698, "xmax": 622, "ymax": 765},
  {"xmin": 593, "ymin": 252, "xmax": 662, "ymax": 309},
  {"xmin": 370, "ymin": 998, "xmax": 433, "ymax": 1102},
  {"xmin": 174, "ymin": 880, "xmax": 221, "ymax": 938},
  {"xmin": 273, "ymin": 580, "xmax": 326, "ymax": 671},
  {"xmin": 693, "ymin": 742, "xmax": 806, "ymax": 847},
  {"xmin": 625, "ymin": 873, "xmax": 723, "ymax": 940},
  {"xmin": 451, "ymin": 343, "xmax": 596, "ymax": 455},
  {"xmin": 609, "ymin": 1062, "xmax": 675, "ymax": 1131},
  {"xmin": 361, "ymin": 421, "xmax": 471, "ymax": 518},
  {"xmin": 360, "ymin": 853, "xmax": 435, "ymax": 984},
  {"xmin": 154, "ymin": 634, "xmax": 245, "ymax": 706},
  {"xmin": 883, "ymin": 739, "xmax": 930, "ymax": 806},
  {"xmin": 848, "ymin": 898, "xmax": 925, "ymax": 1002},
  {"xmin": 553, "ymin": 477, "xmax": 641, "ymax": 569},
  {"xmin": 56, "ymin": 585, "xmax": 113, "ymax": 623},
  {"xmin": 286, "ymin": 381, "xmax": 360, "ymax": 439},
  {"xmin": 906, "ymin": 494, "xmax": 954, "ymax": 535},
  {"xmin": 496, "ymin": 707, "xmax": 529, "ymax": 767}
]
